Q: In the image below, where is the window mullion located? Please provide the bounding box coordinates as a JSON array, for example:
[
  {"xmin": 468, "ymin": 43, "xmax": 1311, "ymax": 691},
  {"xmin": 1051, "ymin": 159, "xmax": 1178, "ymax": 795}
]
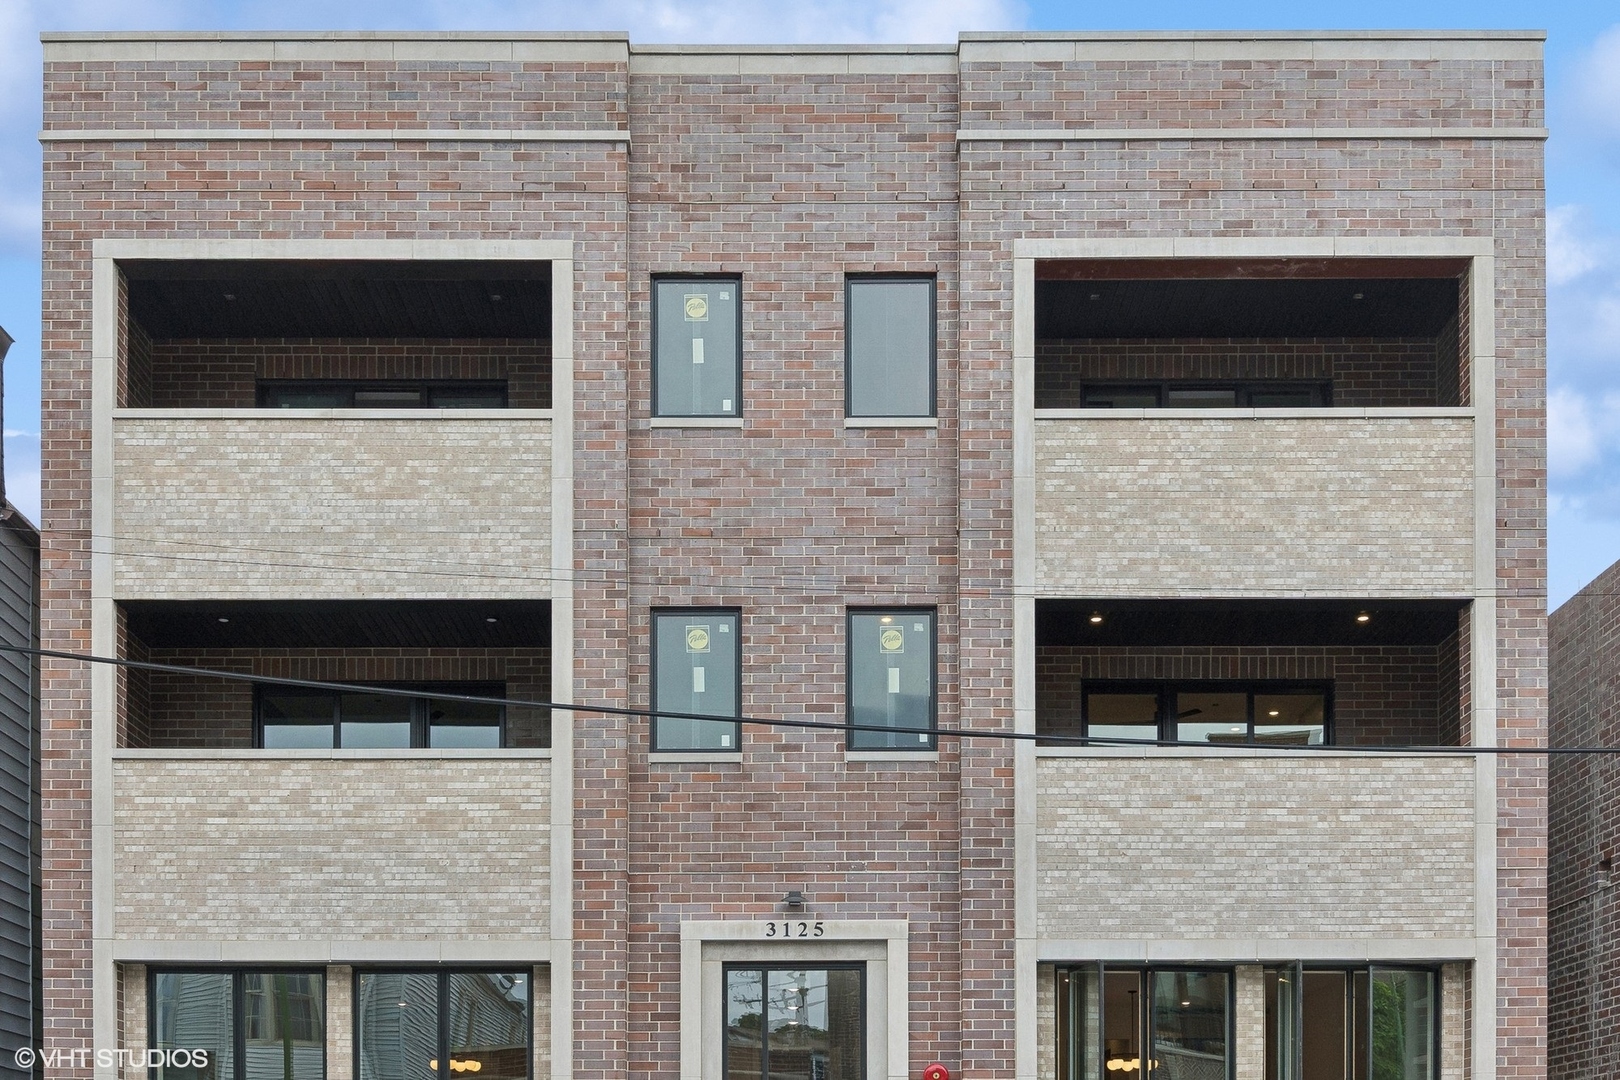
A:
[
  {"xmin": 439, "ymin": 971, "xmax": 451, "ymax": 1080},
  {"xmin": 233, "ymin": 972, "xmax": 247, "ymax": 1080}
]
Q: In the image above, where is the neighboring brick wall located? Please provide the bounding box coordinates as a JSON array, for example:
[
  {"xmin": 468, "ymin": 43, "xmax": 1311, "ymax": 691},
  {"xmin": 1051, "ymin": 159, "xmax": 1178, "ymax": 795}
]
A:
[
  {"xmin": 111, "ymin": 414, "xmax": 554, "ymax": 599},
  {"xmin": 1035, "ymin": 644, "xmax": 1455, "ymax": 746},
  {"xmin": 1034, "ymin": 416, "xmax": 1476, "ymax": 595},
  {"xmin": 145, "ymin": 337, "xmax": 552, "ymax": 409},
  {"xmin": 1034, "ymin": 755, "xmax": 1477, "ymax": 938},
  {"xmin": 142, "ymin": 647, "xmax": 550, "ymax": 748},
  {"xmin": 111, "ymin": 757, "xmax": 552, "ymax": 940},
  {"xmin": 1034, "ymin": 337, "xmax": 1447, "ymax": 409},
  {"xmin": 1549, "ymin": 558, "xmax": 1620, "ymax": 1080}
]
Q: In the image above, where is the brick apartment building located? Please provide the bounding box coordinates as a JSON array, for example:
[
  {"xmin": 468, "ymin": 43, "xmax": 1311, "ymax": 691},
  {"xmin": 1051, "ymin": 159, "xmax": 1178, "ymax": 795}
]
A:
[
  {"xmin": 36, "ymin": 29, "xmax": 1546, "ymax": 1080},
  {"xmin": 1550, "ymin": 558, "xmax": 1620, "ymax": 1080}
]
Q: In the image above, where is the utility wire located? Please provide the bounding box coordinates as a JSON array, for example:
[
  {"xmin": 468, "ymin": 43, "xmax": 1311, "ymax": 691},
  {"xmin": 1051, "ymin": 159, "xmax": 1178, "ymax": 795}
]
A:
[{"xmin": 5, "ymin": 641, "xmax": 1586, "ymax": 755}]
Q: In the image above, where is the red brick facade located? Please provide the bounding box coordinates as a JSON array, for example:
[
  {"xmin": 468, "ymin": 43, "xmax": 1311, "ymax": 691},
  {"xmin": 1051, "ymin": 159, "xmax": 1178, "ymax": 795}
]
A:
[{"xmin": 39, "ymin": 31, "xmax": 1545, "ymax": 1080}]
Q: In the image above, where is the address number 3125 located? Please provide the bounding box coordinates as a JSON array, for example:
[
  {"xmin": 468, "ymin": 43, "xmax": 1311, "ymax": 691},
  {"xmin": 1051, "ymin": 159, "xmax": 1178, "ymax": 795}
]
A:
[{"xmin": 763, "ymin": 920, "xmax": 825, "ymax": 938}]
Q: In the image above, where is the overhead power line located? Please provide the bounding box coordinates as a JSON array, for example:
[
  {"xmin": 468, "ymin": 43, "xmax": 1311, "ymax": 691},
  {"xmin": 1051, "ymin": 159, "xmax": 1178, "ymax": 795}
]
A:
[{"xmin": 5, "ymin": 642, "xmax": 1587, "ymax": 756}]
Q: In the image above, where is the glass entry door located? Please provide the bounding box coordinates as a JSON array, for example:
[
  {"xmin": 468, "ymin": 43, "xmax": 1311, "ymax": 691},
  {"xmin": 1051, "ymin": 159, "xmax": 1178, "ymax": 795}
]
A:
[
  {"xmin": 1058, "ymin": 965, "xmax": 1231, "ymax": 1080},
  {"xmin": 1264, "ymin": 967, "xmax": 1435, "ymax": 1080}
]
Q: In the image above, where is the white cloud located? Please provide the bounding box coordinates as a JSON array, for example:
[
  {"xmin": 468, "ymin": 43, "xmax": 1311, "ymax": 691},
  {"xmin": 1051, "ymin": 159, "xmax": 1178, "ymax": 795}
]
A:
[
  {"xmin": 1548, "ymin": 205, "xmax": 1606, "ymax": 287},
  {"xmin": 1549, "ymin": 386, "xmax": 1601, "ymax": 478},
  {"xmin": 1572, "ymin": 24, "xmax": 1620, "ymax": 136}
]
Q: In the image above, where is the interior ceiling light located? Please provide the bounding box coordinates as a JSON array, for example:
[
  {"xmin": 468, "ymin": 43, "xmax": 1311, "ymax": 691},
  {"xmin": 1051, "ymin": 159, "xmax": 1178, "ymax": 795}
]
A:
[
  {"xmin": 485, "ymin": 616, "xmax": 498, "ymax": 624},
  {"xmin": 1089, "ymin": 612, "xmax": 1104, "ymax": 624},
  {"xmin": 1356, "ymin": 611, "xmax": 1371, "ymax": 624},
  {"xmin": 217, "ymin": 617, "xmax": 229, "ymax": 624},
  {"xmin": 222, "ymin": 292, "xmax": 235, "ymax": 301},
  {"xmin": 1352, "ymin": 292, "xmax": 1364, "ymax": 300},
  {"xmin": 1268, "ymin": 710, "xmax": 1280, "ymax": 717}
]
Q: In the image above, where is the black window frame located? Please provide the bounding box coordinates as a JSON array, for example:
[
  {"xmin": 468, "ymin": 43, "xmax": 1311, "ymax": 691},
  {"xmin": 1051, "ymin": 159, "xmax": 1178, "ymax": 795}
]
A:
[
  {"xmin": 1078, "ymin": 380, "xmax": 1333, "ymax": 409},
  {"xmin": 352, "ymin": 968, "xmax": 533, "ymax": 1080},
  {"xmin": 845, "ymin": 607, "xmax": 939, "ymax": 751},
  {"xmin": 253, "ymin": 682, "xmax": 507, "ymax": 750},
  {"xmin": 1056, "ymin": 963, "xmax": 1235, "ymax": 1080},
  {"xmin": 722, "ymin": 962, "xmax": 867, "ymax": 1080},
  {"xmin": 651, "ymin": 274, "xmax": 744, "ymax": 418},
  {"xmin": 148, "ymin": 968, "xmax": 327, "ymax": 1080},
  {"xmin": 1079, "ymin": 680, "xmax": 1334, "ymax": 746},
  {"xmin": 649, "ymin": 607, "xmax": 744, "ymax": 753},
  {"xmin": 1262, "ymin": 964, "xmax": 1441, "ymax": 1080},
  {"xmin": 257, "ymin": 380, "xmax": 509, "ymax": 409},
  {"xmin": 844, "ymin": 274, "xmax": 938, "ymax": 419}
]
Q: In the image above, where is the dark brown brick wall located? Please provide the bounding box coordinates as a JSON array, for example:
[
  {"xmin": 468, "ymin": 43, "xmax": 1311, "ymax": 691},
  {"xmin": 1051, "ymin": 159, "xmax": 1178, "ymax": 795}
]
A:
[
  {"xmin": 142, "ymin": 337, "xmax": 552, "ymax": 408},
  {"xmin": 1035, "ymin": 644, "xmax": 1458, "ymax": 746},
  {"xmin": 136, "ymin": 647, "xmax": 551, "ymax": 748},
  {"xmin": 1034, "ymin": 337, "xmax": 1453, "ymax": 408},
  {"xmin": 1550, "ymin": 559, "xmax": 1620, "ymax": 1080}
]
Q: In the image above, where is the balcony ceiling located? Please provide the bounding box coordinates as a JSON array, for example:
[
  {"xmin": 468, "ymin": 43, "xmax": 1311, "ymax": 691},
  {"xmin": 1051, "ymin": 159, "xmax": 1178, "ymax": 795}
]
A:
[
  {"xmin": 1036, "ymin": 276, "xmax": 1459, "ymax": 339},
  {"xmin": 123, "ymin": 260, "xmax": 552, "ymax": 339},
  {"xmin": 122, "ymin": 599, "xmax": 551, "ymax": 649},
  {"xmin": 1038, "ymin": 599, "xmax": 1466, "ymax": 646}
]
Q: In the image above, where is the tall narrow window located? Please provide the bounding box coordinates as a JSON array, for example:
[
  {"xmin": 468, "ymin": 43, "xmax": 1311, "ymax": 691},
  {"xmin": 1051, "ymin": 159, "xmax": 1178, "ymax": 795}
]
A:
[
  {"xmin": 653, "ymin": 277, "xmax": 742, "ymax": 417},
  {"xmin": 724, "ymin": 965, "xmax": 864, "ymax": 1080},
  {"xmin": 846, "ymin": 277, "xmax": 935, "ymax": 418},
  {"xmin": 355, "ymin": 971, "xmax": 530, "ymax": 1080},
  {"xmin": 847, "ymin": 610, "xmax": 937, "ymax": 750},
  {"xmin": 652, "ymin": 610, "xmax": 741, "ymax": 752},
  {"xmin": 151, "ymin": 970, "xmax": 326, "ymax": 1080}
]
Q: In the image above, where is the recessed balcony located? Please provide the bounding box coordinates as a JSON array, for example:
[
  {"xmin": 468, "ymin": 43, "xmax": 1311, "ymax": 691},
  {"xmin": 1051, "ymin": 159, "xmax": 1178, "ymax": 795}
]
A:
[
  {"xmin": 1031, "ymin": 260, "xmax": 1477, "ymax": 596},
  {"xmin": 110, "ymin": 260, "xmax": 557, "ymax": 601}
]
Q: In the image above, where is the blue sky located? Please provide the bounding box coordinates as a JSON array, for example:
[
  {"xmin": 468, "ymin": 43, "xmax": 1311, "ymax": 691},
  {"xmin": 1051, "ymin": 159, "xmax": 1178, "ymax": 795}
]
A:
[{"xmin": 1, "ymin": 0, "xmax": 1614, "ymax": 607}]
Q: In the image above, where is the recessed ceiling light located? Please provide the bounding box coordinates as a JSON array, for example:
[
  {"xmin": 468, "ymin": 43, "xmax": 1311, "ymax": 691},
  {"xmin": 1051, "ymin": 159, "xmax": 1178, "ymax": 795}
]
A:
[
  {"xmin": 485, "ymin": 617, "xmax": 498, "ymax": 624},
  {"xmin": 1352, "ymin": 292, "xmax": 1364, "ymax": 300},
  {"xmin": 222, "ymin": 293, "xmax": 236, "ymax": 301},
  {"xmin": 1356, "ymin": 611, "xmax": 1371, "ymax": 624},
  {"xmin": 1089, "ymin": 612, "xmax": 1104, "ymax": 625},
  {"xmin": 217, "ymin": 617, "xmax": 229, "ymax": 624},
  {"xmin": 1268, "ymin": 710, "xmax": 1280, "ymax": 717}
]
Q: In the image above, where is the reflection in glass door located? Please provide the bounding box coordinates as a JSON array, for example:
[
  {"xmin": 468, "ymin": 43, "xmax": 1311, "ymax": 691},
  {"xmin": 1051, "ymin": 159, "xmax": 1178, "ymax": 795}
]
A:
[
  {"xmin": 1262, "ymin": 967, "xmax": 1435, "ymax": 1080},
  {"xmin": 1057, "ymin": 966, "xmax": 1231, "ymax": 1080}
]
